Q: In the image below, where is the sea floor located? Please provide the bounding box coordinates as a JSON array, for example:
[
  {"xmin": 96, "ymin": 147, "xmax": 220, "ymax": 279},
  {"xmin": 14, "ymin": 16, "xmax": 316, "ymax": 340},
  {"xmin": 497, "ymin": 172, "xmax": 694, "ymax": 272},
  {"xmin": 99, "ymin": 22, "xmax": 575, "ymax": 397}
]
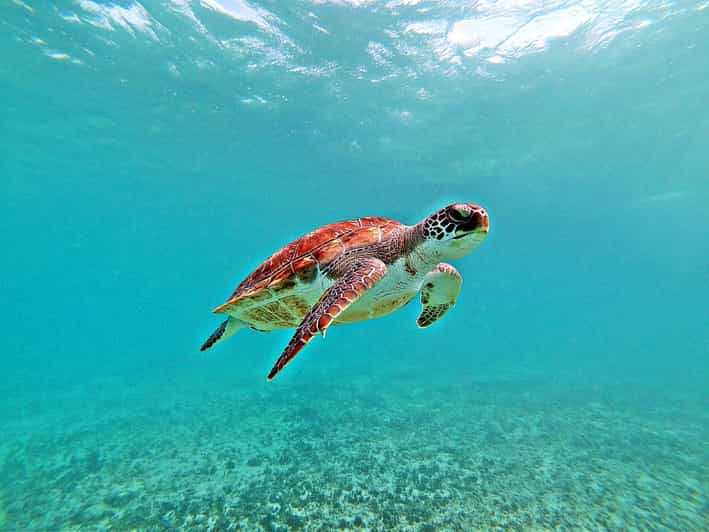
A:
[{"xmin": 1, "ymin": 360, "xmax": 707, "ymax": 531}]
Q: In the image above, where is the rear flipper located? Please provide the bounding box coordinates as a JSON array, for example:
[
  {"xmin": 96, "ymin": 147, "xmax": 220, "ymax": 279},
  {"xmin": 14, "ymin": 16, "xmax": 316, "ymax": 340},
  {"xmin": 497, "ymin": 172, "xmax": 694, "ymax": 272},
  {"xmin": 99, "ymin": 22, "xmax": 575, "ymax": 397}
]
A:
[
  {"xmin": 417, "ymin": 263, "xmax": 463, "ymax": 328},
  {"xmin": 200, "ymin": 317, "xmax": 244, "ymax": 351}
]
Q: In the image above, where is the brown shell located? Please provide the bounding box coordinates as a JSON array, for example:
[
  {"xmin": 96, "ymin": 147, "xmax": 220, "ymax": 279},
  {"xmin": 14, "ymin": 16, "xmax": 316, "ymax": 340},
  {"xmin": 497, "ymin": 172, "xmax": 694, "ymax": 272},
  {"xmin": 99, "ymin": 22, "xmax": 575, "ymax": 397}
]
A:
[{"xmin": 213, "ymin": 216, "xmax": 402, "ymax": 314}]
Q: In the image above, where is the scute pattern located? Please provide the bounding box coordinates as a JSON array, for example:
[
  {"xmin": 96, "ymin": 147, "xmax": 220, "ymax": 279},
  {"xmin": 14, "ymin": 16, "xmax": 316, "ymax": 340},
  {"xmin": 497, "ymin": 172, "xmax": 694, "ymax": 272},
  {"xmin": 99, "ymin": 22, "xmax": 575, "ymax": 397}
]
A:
[{"xmin": 212, "ymin": 216, "xmax": 401, "ymax": 314}]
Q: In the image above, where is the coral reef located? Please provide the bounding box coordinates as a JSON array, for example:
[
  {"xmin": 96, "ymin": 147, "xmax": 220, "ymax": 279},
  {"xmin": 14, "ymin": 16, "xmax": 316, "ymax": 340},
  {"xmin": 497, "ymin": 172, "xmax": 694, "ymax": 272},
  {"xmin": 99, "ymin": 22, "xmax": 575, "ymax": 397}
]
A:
[{"xmin": 0, "ymin": 366, "xmax": 707, "ymax": 530}]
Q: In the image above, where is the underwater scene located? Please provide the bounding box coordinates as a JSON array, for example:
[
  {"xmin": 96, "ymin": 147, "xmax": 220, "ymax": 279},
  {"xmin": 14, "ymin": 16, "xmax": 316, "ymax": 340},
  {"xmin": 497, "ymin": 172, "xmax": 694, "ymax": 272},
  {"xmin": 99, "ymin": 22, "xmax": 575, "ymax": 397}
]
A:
[{"xmin": 2, "ymin": 0, "xmax": 708, "ymax": 530}]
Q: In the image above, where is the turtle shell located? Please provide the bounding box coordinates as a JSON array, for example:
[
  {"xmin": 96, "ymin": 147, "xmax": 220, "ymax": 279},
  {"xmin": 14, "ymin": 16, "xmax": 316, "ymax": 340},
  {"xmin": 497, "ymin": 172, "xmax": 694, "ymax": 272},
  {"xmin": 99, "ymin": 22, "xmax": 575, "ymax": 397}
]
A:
[{"xmin": 213, "ymin": 216, "xmax": 403, "ymax": 320}]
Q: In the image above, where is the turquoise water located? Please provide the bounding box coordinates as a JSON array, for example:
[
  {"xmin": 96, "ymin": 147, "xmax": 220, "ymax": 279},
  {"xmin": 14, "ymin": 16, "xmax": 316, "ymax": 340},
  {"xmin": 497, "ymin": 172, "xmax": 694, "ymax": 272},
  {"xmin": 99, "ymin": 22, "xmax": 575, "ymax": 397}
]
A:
[{"xmin": 2, "ymin": 0, "xmax": 708, "ymax": 529}]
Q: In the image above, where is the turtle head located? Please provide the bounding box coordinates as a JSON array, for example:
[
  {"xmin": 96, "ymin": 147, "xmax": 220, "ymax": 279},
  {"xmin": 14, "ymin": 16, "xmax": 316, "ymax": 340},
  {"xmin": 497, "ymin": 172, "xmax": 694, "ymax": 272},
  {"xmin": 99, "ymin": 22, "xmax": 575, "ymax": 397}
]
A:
[{"xmin": 421, "ymin": 203, "xmax": 490, "ymax": 259}]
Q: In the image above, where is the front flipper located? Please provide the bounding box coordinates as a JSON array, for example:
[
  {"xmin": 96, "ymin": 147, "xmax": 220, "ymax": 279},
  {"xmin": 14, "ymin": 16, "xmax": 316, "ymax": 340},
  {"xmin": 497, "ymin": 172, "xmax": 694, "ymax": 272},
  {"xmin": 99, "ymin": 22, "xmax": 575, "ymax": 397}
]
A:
[
  {"xmin": 267, "ymin": 258, "xmax": 387, "ymax": 381},
  {"xmin": 417, "ymin": 263, "xmax": 463, "ymax": 328}
]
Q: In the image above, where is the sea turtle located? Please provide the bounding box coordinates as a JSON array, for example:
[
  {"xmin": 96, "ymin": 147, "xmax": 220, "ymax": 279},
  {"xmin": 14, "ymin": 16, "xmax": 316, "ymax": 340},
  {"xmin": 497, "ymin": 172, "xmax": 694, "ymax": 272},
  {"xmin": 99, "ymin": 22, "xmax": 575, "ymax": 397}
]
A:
[{"xmin": 201, "ymin": 203, "xmax": 490, "ymax": 380}]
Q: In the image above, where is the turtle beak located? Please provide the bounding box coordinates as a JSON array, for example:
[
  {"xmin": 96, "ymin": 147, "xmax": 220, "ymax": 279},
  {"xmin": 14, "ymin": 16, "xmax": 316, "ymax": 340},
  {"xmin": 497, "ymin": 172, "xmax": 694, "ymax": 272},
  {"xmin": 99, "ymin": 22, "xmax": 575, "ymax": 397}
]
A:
[
  {"xmin": 453, "ymin": 209, "xmax": 489, "ymax": 239},
  {"xmin": 480, "ymin": 211, "xmax": 490, "ymax": 233}
]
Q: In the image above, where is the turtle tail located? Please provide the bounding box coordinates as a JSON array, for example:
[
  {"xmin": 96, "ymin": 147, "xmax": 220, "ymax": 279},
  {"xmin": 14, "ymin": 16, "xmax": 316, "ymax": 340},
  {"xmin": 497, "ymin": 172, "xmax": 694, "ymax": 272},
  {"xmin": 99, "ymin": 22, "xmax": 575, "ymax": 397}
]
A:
[{"xmin": 200, "ymin": 317, "xmax": 244, "ymax": 352}]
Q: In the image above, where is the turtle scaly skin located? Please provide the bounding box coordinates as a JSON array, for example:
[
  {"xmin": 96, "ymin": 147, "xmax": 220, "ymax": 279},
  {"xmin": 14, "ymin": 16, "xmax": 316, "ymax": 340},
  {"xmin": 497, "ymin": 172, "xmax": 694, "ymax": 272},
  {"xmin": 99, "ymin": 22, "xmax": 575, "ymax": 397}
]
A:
[{"xmin": 201, "ymin": 203, "xmax": 490, "ymax": 380}]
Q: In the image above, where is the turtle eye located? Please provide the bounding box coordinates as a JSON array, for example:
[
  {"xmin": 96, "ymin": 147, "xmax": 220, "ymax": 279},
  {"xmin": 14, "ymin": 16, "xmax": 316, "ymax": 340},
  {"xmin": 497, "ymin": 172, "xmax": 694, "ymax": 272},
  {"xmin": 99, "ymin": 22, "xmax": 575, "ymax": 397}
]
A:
[{"xmin": 448, "ymin": 206, "xmax": 471, "ymax": 222}]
